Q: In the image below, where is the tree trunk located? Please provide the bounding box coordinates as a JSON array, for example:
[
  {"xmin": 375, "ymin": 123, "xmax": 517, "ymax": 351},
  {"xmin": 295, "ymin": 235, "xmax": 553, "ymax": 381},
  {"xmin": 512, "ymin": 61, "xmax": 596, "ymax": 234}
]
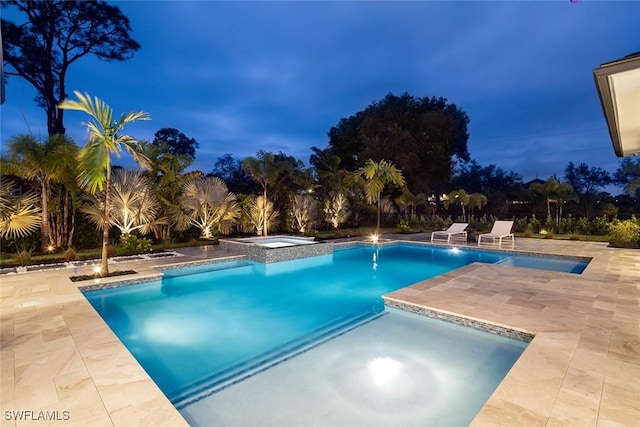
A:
[
  {"xmin": 376, "ymin": 192, "xmax": 381, "ymax": 235},
  {"xmin": 101, "ymin": 176, "xmax": 111, "ymax": 277},
  {"xmin": 67, "ymin": 211, "xmax": 75, "ymax": 248},
  {"xmin": 40, "ymin": 181, "xmax": 49, "ymax": 252},
  {"xmin": 263, "ymin": 186, "xmax": 268, "ymax": 236}
]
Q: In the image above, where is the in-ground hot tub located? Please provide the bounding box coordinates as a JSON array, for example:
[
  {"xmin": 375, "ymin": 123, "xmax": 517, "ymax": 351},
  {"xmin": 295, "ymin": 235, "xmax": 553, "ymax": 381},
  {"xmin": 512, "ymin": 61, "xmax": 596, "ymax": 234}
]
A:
[{"xmin": 220, "ymin": 235, "xmax": 333, "ymax": 263}]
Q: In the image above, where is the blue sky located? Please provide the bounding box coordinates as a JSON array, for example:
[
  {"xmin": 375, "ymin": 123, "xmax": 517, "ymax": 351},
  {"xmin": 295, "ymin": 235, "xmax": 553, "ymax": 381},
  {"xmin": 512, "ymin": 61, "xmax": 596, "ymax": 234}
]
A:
[{"xmin": 2, "ymin": 1, "xmax": 638, "ymax": 187}]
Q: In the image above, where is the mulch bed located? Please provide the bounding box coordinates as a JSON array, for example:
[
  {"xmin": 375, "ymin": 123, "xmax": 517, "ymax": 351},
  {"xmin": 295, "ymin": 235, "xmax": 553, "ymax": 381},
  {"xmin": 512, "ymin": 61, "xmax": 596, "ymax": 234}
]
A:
[{"xmin": 69, "ymin": 270, "xmax": 137, "ymax": 282}]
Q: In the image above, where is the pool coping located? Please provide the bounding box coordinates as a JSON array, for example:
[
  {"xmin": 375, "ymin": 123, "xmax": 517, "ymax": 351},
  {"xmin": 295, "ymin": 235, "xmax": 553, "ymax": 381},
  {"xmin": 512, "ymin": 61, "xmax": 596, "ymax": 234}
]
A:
[{"xmin": 1, "ymin": 236, "xmax": 638, "ymax": 426}]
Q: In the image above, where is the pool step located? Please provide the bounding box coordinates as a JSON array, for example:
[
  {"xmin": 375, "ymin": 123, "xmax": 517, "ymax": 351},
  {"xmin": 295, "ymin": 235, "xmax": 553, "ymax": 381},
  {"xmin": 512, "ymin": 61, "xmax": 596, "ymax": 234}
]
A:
[{"xmin": 172, "ymin": 310, "xmax": 385, "ymax": 409}]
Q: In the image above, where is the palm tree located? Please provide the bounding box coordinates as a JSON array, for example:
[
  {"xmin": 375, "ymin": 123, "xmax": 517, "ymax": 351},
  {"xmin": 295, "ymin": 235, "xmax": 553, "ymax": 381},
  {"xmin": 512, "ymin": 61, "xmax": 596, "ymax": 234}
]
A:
[
  {"xmin": 242, "ymin": 151, "xmax": 292, "ymax": 236},
  {"xmin": 443, "ymin": 189, "xmax": 470, "ymax": 221},
  {"xmin": 139, "ymin": 140, "xmax": 201, "ymax": 241},
  {"xmin": 355, "ymin": 159, "xmax": 405, "ymax": 235},
  {"xmin": 59, "ymin": 91, "xmax": 151, "ymax": 277},
  {"xmin": 554, "ymin": 183, "xmax": 578, "ymax": 229},
  {"xmin": 292, "ymin": 194, "xmax": 318, "ymax": 233},
  {"xmin": 323, "ymin": 192, "xmax": 350, "ymax": 229},
  {"xmin": 529, "ymin": 178, "xmax": 561, "ymax": 218},
  {"xmin": 467, "ymin": 192, "xmax": 488, "ymax": 220},
  {"xmin": 2, "ymin": 134, "xmax": 77, "ymax": 251},
  {"xmin": 245, "ymin": 195, "xmax": 279, "ymax": 236},
  {"xmin": 80, "ymin": 169, "xmax": 161, "ymax": 237},
  {"xmin": 0, "ymin": 178, "xmax": 42, "ymax": 239},
  {"xmin": 177, "ymin": 177, "xmax": 239, "ymax": 238}
]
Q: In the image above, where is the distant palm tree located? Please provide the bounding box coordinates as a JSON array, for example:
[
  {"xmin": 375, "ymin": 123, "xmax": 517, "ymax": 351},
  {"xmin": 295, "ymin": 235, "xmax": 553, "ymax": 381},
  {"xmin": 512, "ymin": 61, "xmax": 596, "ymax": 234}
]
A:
[
  {"xmin": 245, "ymin": 195, "xmax": 279, "ymax": 236},
  {"xmin": 554, "ymin": 183, "xmax": 578, "ymax": 229},
  {"xmin": 467, "ymin": 192, "xmax": 488, "ymax": 220},
  {"xmin": 242, "ymin": 151, "xmax": 292, "ymax": 235},
  {"xmin": 0, "ymin": 178, "xmax": 41, "ymax": 239},
  {"xmin": 355, "ymin": 159, "xmax": 405, "ymax": 235},
  {"xmin": 395, "ymin": 188, "xmax": 416, "ymax": 218},
  {"xmin": 529, "ymin": 178, "xmax": 561, "ymax": 218},
  {"xmin": 2, "ymin": 134, "xmax": 77, "ymax": 251},
  {"xmin": 59, "ymin": 91, "xmax": 150, "ymax": 277},
  {"xmin": 323, "ymin": 192, "xmax": 350, "ymax": 229},
  {"xmin": 292, "ymin": 194, "xmax": 318, "ymax": 233},
  {"xmin": 443, "ymin": 189, "xmax": 470, "ymax": 221},
  {"xmin": 177, "ymin": 177, "xmax": 239, "ymax": 238}
]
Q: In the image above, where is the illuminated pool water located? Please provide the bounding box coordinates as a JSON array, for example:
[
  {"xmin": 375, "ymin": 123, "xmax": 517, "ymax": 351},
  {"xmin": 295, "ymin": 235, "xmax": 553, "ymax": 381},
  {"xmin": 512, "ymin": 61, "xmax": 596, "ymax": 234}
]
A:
[{"xmin": 83, "ymin": 244, "xmax": 586, "ymax": 424}]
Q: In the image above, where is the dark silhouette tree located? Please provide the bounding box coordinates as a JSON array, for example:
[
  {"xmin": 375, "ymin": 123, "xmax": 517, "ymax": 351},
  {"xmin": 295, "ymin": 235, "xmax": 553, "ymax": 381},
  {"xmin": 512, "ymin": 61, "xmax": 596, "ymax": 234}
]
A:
[
  {"xmin": 152, "ymin": 128, "xmax": 199, "ymax": 160},
  {"xmin": 318, "ymin": 92, "xmax": 469, "ymax": 196},
  {"xmin": 1, "ymin": 0, "xmax": 140, "ymax": 135},
  {"xmin": 309, "ymin": 146, "xmax": 350, "ymax": 201},
  {"xmin": 615, "ymin": 158, "xmax": 640, "ymax": 197},
  {"xmin": 452, "ymin": 160, "xmax": 522, "ymax": 218},
  {"xmin": 210, "ymin": 154, "xmax": 259, "ymax": 195},
  {"xmin": 564, "ymin": 162, "xmax": 612, "ymax": 219}
]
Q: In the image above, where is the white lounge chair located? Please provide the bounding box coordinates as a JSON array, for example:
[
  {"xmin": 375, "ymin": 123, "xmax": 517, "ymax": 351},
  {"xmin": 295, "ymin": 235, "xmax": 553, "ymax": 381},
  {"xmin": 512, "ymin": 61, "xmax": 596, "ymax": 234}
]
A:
[
  {"xmin": 430, "ymin": 223, "xmax": 468, "ymax": 244},
  {"xmin": 477, "ymin": 220, "xmax": 515, "ymax": 248}
]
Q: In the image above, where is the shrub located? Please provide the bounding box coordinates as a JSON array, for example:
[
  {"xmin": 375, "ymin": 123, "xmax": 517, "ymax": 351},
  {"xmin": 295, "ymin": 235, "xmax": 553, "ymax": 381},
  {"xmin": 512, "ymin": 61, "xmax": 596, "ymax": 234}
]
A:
[
  {"xmin": 544, "ymin": 216, "xmax": 556, "ymax": 234},
  {"xmin": 408, "ymin": 215, "xmax": 428, "ymax": 231},
  {"xmin": 575, "ymin": 218, "xmax": 591, "ymax": 235},
  {"xmin": 427, "ymin": 215, "xmax": 448, "ymax": 231},
  {"xmin": 591, "ymin": 216, "xmax": 609, "ymax": 235},
  {"xmin": 15, "ymin": 249, "xmax": 32, "ymax": 266},
  {"xmin": 608, "ymin": 220, "xmax": 640, "ymax": 248},
  {"xmin": 471, "ymin": 214, "xmax": 496, "ymax": 233},
  {"xmin": 527, "ymin": 215, "xmax": 541, "ymax": 233},
  {"xmin": 513, "ymin": 217, "xmax": 528, "ymax": 233},
  {"xmin": 304, "ymin": 229, "xmax": 319, "ymax": 238},
  {"xmin": 188, "ymin": 238, "xmax": 200, "ymax": 247},
  {"xmin": 559, "ymin": 215, "xmax": 575, "ymax": 235},
  {"xmin": 396, "ymin": 219, "xmax": 412, "ymax": 233},
  {"xmin": 63, "ymin": 247, "xmax": 79, "ymax": 261},
  {"xmin": 119, "ymin": 234, "xmax": 152, "ymax": 254}
]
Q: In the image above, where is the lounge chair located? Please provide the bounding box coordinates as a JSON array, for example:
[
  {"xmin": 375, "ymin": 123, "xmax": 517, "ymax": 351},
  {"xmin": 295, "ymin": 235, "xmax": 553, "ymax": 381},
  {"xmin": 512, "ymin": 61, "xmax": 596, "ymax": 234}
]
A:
[
  {"xmin": 430, "ymin": 223, "xmax": 469, "ymax": 244},
  {"xmin": 477, "ymin": 220, "xmax": 515, "ymax": 247}
]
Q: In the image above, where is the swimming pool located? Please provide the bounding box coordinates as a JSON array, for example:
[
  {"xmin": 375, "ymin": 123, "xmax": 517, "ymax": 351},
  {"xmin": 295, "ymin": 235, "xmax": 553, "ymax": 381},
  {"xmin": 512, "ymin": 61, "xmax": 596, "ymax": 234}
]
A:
[{"xmin": 83, "ymin": 243, "xmax": 586, "ymax": 423}]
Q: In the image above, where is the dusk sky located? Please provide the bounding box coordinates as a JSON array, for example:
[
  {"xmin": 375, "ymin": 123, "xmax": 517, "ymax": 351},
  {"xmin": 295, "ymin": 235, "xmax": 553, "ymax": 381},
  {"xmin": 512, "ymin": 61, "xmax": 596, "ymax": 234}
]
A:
[{"xmin": 1, "ymin": 1, "xmax": 638, "ymax": 189}]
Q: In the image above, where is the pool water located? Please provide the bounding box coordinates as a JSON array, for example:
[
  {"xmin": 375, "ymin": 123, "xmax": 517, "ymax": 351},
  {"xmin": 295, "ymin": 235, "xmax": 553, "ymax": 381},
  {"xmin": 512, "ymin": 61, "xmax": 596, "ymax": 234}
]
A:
[
  {"xmin": 181, "ymin": 309, "xmax": 527, "ymax": 427},
  {"xmin": 84, "ymin": 244, "xmax": 585, "ymax": 422}
]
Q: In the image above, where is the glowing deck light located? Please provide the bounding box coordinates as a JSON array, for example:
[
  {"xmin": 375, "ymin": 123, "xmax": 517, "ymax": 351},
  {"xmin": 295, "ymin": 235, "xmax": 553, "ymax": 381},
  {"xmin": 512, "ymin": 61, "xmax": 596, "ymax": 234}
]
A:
[
  {"xmin": 368, "ymin": 357, "xmax": 403, "ymax": 387},
  {"xmin": 47, "ymin": 244, "xmax": 55, "ymax": 253},
  {"xmin": 371, "ymin": 234, "xmax": 379, "ymax": 244}
]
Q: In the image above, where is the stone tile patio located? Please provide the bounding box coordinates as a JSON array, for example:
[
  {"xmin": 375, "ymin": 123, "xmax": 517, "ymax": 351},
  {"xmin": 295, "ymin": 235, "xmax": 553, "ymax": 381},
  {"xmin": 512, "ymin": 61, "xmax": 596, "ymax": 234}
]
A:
[{"xmin": 0, "ymin": 237, "xmax": 638, "ymax": 426}]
